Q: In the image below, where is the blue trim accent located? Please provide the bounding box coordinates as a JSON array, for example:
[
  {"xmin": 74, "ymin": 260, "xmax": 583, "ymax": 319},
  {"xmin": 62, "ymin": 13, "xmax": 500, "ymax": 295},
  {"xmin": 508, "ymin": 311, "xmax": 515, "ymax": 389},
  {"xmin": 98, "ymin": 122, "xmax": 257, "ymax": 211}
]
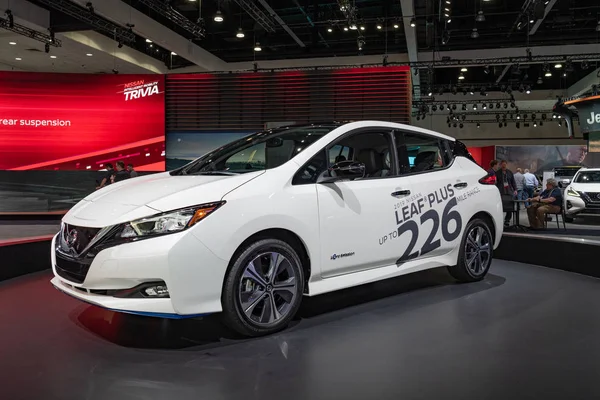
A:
[{"xmin": 53, "ymin": 284, "xmax": 210, "ymax": 319}]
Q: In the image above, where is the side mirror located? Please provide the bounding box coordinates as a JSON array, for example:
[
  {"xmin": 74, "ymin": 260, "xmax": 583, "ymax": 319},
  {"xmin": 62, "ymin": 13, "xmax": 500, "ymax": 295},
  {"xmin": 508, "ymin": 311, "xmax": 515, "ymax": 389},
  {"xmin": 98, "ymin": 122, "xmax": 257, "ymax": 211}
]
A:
[{"xmin": 317, "ymin": 161, "xmax": 366, "ymax": 183}]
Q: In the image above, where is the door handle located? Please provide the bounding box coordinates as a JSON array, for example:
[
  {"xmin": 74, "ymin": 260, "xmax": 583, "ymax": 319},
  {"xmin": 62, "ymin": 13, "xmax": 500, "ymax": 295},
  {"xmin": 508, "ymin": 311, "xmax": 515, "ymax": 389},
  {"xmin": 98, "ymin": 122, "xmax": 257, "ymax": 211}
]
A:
[
  {"xmin": 454, "ymin": 182, "xmax": 468, "ymax": 188},
  {"xmin": 391, "ymin": 190, "xmax": 411, "ymax": 197}
]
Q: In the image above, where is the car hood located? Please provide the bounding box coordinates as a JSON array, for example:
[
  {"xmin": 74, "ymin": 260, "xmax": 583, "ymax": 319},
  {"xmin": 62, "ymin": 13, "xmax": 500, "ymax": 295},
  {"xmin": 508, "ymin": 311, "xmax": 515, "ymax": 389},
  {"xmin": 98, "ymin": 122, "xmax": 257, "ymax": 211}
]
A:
[
  {"xmin": 64, "ymin": 171, "xmax": 264, "ymax": 228},
  {"xmin": 569, "ymin": 182, "xmax": 600, "ymax": 192}
]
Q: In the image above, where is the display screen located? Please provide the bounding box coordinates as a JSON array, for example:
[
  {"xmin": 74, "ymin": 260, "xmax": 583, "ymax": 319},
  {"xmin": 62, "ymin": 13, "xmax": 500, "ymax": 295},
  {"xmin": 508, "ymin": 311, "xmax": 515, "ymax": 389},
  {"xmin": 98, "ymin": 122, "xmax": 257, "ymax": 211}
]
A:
[{"xmin": 0, "ymin": 72, "xmax": 165, "ymax": 171}]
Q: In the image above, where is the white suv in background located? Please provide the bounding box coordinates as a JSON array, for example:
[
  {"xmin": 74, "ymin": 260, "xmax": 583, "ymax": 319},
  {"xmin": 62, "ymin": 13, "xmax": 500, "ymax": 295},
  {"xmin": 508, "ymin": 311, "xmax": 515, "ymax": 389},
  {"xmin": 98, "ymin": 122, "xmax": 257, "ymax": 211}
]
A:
[
  {"xmin": 51, "ymin": 121, "xmax": 503, "ymax": 337},
  {"xmin": 564, "ymin": 168, "xmax": 600, "ymax": 222}
]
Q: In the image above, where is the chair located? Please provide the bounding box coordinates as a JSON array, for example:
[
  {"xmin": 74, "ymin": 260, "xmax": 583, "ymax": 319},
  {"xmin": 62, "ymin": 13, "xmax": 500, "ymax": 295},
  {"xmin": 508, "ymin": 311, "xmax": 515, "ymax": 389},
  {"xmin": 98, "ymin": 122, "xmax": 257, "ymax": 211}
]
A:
[{"xmin": 544, "ymin": 207, "xmax": 567, "ymax": 230}]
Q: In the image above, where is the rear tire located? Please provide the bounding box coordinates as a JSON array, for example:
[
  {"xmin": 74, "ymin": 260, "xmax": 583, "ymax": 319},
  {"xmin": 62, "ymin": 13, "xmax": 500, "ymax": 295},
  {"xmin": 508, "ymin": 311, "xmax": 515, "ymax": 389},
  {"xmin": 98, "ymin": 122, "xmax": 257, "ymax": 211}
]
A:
[
  {"xmin": 448, "ymin": 218, "xmax": 493, "ymax": 283},
  {"xmin": 221, "ymin": 239, "xmax": 304, "ymax": 337}
]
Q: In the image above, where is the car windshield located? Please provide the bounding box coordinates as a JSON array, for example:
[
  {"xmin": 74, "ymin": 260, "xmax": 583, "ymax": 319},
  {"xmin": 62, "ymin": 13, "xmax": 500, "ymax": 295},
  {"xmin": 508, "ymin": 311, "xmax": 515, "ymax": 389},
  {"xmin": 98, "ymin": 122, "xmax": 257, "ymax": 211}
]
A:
[
  {"xmin": 574, "ymin": 171, "xmax": 600, "ymax": 183},
  {"xmin": 173, "ymin": 124, "xmax": 339, "ymax": 176}
]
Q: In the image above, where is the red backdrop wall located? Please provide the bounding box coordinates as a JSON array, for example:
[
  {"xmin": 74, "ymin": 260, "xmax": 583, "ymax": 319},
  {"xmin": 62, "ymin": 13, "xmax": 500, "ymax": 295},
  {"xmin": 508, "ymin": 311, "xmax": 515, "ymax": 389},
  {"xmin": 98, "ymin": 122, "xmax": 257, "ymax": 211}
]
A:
[
  {"xmin": 0, "ymin": 72, "xmax": 165, "ymax": 171},
  {"xmin": 468, "ymin": 146, "xmax": 495, "ymax": 169}
]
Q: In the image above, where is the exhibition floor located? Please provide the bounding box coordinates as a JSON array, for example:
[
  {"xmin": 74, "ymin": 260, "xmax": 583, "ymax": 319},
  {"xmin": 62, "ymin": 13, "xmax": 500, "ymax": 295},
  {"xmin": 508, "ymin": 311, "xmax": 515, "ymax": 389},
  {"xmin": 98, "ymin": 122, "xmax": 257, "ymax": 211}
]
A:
[{"xmin": 1, "ymin": 261, "xmax": 599, "ymax": 400}]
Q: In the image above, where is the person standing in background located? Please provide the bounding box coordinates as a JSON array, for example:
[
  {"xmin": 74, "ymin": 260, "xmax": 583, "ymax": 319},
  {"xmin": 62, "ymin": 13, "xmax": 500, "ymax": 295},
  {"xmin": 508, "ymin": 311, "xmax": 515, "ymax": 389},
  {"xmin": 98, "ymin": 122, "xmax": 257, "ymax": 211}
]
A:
[
  {"xmin": 523, "ymin": 168, "xmax": 539, "ymax": 207},
  {"xmin": 97, "ymin": 163, "xmax": 114, "ymax": 189},
  {"xmin": 487, "ymin": 159, "xmax": 499, "ymax": 177},
  {"xmin": 127, "ymin": 163, "xmax": 138, "ymax": 178},
  {"xmin": 112, "ymin": 161, "xmax": 131, "ymax": 183},
  {"xmin": 496, "ymin": 160, "xmax": 517, "ymax": 227},
  {"xmin": 514, "ymin": 168, "xmax": 526, "ymax": 201}
]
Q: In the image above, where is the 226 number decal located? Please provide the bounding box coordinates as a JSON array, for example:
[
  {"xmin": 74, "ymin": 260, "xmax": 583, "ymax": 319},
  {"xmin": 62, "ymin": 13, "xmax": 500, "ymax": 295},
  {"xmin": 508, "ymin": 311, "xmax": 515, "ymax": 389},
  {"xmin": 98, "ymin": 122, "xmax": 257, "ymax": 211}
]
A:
[{"xmin": 397, "ymin": 197, "xmax": 462, "ymax": 264}]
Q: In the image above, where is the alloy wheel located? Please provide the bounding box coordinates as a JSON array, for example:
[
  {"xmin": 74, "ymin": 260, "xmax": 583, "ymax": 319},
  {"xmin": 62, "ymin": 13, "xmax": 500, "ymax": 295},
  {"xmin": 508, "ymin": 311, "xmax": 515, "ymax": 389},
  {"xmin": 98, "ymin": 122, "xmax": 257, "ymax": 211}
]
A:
[
  {"xmin": 464, "ymin": 225, "xmax": 492, "ymax": 276},
  {"xmin": 238, "ymin": 252, "xmax": 298, "ymax": 326}
]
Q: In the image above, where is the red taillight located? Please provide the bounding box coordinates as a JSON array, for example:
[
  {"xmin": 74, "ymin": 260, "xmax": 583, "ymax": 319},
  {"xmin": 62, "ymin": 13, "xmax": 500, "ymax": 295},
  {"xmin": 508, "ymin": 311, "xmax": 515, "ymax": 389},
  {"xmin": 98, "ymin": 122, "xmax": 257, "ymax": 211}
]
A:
[{"xmin": 479, "ymin": 174, "xmax": 497, "ymax": 185}]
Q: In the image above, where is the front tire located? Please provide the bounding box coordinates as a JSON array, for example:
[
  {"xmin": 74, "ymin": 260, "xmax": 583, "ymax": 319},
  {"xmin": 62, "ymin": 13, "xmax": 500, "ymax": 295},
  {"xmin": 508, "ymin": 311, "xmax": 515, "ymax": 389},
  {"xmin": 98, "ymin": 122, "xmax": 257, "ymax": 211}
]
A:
[
  {"xmin": 221, "ymin": 239, "xmax": 304, "ymax": 337},
  {"xmin": 448, "ymin": 219, "xmax": 493, "ymax": 282}
]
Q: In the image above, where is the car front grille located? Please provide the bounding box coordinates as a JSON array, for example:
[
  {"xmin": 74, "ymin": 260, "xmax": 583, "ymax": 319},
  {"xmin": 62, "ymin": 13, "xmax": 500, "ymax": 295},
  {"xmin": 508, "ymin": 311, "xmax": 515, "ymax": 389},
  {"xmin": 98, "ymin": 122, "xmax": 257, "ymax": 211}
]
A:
[
  {"xmin": 55, "ymin": 223, "xmax": 103, "ymax": 284},
  {"xmin": 55, "ymin": 253, "xmax": 93, "ymax": 284},
  {"xmin": 578, "ymin": 191, "xmax": 600, "ymax": 204}
]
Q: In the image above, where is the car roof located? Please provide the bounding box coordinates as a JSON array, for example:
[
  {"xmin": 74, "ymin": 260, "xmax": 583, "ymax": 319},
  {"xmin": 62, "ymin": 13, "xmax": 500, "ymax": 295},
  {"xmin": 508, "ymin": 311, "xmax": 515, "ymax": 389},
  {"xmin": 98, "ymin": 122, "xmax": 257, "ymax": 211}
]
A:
[
  {"xmin": 577, "ymin": 167, "xmax": 600, "ymax": 172},
  {"xmin": 276, "ymin": 120, "xmax": 455, "ymax": 142}
]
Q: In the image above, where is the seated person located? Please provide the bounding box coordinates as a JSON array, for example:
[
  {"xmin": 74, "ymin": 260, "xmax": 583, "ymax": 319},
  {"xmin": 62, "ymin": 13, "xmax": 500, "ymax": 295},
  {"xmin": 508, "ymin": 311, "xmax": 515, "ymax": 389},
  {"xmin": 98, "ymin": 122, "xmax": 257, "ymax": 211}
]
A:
[{"xmin": 526, "ymin": 178, "xmax": 562, "ymax": 230}]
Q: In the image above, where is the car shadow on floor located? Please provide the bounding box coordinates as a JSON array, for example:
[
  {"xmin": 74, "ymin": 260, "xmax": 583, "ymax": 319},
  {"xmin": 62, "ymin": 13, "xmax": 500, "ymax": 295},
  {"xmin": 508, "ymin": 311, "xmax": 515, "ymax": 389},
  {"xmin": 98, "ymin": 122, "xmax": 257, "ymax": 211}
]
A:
[{"xmin": 71, "ymin": 267, "xmax": 506, "ymax": 350}]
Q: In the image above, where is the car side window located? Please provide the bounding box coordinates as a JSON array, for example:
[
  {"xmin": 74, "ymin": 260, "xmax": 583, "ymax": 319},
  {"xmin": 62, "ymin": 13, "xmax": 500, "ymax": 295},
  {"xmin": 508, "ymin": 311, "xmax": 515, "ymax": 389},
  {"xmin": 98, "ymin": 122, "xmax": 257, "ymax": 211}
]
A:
[
  {"xmin": 292, "ymin": 129, "xmax": 395, "ymax": 185},
  {"xmin": 395, "ymin": 131, "xmax": 447, "ymax": 174},
  {"xmin": 292, "ymin": 149, "xmax": 328, "ymax": 185}
]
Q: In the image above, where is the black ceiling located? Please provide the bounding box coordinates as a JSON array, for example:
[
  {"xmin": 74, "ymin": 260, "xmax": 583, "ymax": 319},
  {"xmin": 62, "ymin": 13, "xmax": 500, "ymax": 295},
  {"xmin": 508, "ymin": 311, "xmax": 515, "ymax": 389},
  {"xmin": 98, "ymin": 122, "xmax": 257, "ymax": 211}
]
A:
[{"xmin": 21, "ymin": 0, "xmax": 600, "ymax": 92}]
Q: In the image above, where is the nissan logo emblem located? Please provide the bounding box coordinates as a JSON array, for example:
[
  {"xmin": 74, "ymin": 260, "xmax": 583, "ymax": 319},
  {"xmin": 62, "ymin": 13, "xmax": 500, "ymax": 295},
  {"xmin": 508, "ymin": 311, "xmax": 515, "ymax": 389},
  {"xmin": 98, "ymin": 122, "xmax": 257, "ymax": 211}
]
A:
[{"xmin": 67, "ymin": 229, "xmax": 78, "ymax": 247}]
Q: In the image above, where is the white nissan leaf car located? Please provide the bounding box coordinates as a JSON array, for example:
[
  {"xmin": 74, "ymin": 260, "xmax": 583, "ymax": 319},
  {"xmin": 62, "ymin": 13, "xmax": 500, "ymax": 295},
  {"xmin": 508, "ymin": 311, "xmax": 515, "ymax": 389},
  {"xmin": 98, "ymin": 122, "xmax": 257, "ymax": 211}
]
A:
[
  {"xmin": 51, "ymin": 121, "xmax": 503, "ymax": 336},
  {"xmin": 564, "ymin": 168, "xmax": 600, "ymax": 222}
]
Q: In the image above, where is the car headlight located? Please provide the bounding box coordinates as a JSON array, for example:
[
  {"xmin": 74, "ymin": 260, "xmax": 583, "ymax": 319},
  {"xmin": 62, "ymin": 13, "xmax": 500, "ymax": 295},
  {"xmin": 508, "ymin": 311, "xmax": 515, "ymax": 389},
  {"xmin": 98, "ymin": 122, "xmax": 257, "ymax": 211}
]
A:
[
  {"xmin": 566, "ymin": 188, "xmax": 580, "ymax": 197},
  {"xmin": 119, "ymin": 202, "xmax": 225, "ymax": 239}
]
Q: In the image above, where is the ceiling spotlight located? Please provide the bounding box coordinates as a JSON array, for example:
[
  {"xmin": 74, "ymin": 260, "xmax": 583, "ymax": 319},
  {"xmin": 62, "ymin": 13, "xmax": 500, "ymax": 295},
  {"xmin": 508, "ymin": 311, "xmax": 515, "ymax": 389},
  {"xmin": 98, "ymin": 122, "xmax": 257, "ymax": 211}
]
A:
[
  {"xmin": 462, "ymin": 104, "xmax": 467, "ymax": 111},
  {"xmin": 410, "ymin": 18, "xmax": 416, "ymax": 28},
  {"xmin": 428, "ymin": 90, "xmax": 433, "ymax": 97},
  {"xmin": 357, "ymin": 37, "xmax": 365, "ymax": 51},
  {"xmin": 473, "ymin": 104, "xmax": 478, "ymax": 110},
  {"xmin": 476, "ymin": 11, "xmax": 485, "ymax": 22},
  {"xmin": 440, "ymin": 104, "xmax": 445, "ymax": 111},
  {"xmin": 517, "ymin": 114, "xmax": 521, "ymax": 119},
  {"xmin": 526, "ymin": 86, "xmax": 531, "ymax": 94},
  {"xmin": 460, "ymin": 67, "xmax": 468, "ymax": 72},
  {"xmin": 9, "ymin": 41, "xmax": 16, "ymax": 45},
  {"xmin": 452, "ymin": 104, "xmax": 457, "ymax": 110},
  {"xmin": 453, "ymin": 122, "xmax": 457, "ymax": 128},
  {"xmin": 85, "ymin": 2, "xmax": 94, "ymax": 13},
  {"xmin": 350, "ymin": 23, "xmax": 358, "ymax": 30},
  {"xmin": 5, "ymin": 9, "xmax": 13, "ymax": 28},
  {"xmin": 483, "ymin": 104, "xmax": 487, "ymax": 110},
  {"xmin": 530, "ymin": 19, "xmax": 535, "ymax": 24},
  {"xmin": 562, "ymin": 72, "xmax": 567, "ymax": 77},
  {"xmin": 459, "ymin": 123, "xmax": 464, "ymax": 128},
  {"xmin": 498, "ymin": 122, "xmax": 502, "ymax": 128},
  {"xmin": 146, "ymin": 39, "xmax": 152, "ymax": 43},
  {"xmin": 442, "ymin": 30, "xmax": 450, "ymax": 45},
  {"xmin": 432, "ymin": 105, "xmax": 438, "ymax": 112},
  {"xmin": 15, "ymin": 57, "xmax": 21, "ymax": 61},
  {"xmin": 86, "ymin": 53, "xmax": 93, "ymax": 56},
  {"xmin": 477, "ymin": 123, "xmax": 481, "ymax": 128},
  {"xmin": 376, "ymin": 24, "xmax": 382, "ymax": 30},
  {"xmin": 534, "ymin": 122, "xmax": 537, "ymax": 127},
  {"xmin": 117, "ymin": 40, "xmax": 123, "ymax": 48},
  {"xmin": 50, "ymin": 55, "xmax": 57, "ymax": 59},
  {"xmin": 236, "ymin": 28, "xmax": 245, "ymax": 38},
  {"xmin": 171, "ymin": 51, "xmax": 177, "ymax": 55},
  {"xmin": 554, "ymin": 63, "xmax": 563, "ymax": 69},
  {"xmin": 540, "ymin": 121, "xmax": 544, "ymax": 126},
  {"xmin": 360, "ymin": 25, "xmax": 365, "ymax": 31},
  {"xmin": 213, "ymin": 10, "xmax": 224, "ymax": 22},
  {"xmin": 393, "ymin": 23, "xmax": 399, "ymax": 29},
  {"xmin": 484, "ymin": 65, "xmax": 490, "ymax": 75},
  {"xmin": 537, "ymin": 76, "xmax": 543, "ymax": 84},
  {"xmin": 254, "ymin": 42, "xmax": 262, "ymax": 51},
  {"xmin": 511, "ymin": 102, "xmax": 515, "ymax": 108},
  {"xmin": 344, "ymin": 26, "xmax": 349, "ymax": 31},
  {"xmin": 503, "ymin": 103, "xmax": 508, "ymax": 109},
  {"xmin": 447, "ymin": 18, "xmax": 452, "ymax": 24},
  {"xmin": 458, "ymin": 73, "xmax": 465, "ymax": 80},
  {"xmin": 471, "ymin": 28, "xmax": 479, "ymax": 39},
  {"xmin": 516, "ymin": 122, "xmax": 520, "ymax": 129}
]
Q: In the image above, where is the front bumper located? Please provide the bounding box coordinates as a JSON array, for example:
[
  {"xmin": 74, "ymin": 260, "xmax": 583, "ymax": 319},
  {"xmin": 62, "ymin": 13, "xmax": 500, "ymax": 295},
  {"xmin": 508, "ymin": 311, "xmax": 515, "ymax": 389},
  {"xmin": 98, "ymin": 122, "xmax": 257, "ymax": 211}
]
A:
[
  {"xmin": 564, "ymin": 195, "xmax": 600, "ymax": 216},
  {"xmin": 50, "ymin": 229, "xmax": 229, "ymax": 316}
]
